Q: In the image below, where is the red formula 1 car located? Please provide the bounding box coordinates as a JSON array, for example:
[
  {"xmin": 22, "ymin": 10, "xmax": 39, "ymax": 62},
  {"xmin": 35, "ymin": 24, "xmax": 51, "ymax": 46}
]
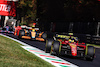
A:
[
  {"xmin": 45, "ymin": 34, "xmax": 95, "ymax": 61},
  {"xmin": 14, "ymin": 26, "xmax": 22, "ymax": 36}
]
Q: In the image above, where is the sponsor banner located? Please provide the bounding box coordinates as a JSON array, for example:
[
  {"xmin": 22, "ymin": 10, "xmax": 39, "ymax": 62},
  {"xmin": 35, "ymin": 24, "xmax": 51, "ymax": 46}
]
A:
[
  {"xmin": 6, "ymin": 0, "xmax": 18, "ymax": 2},
  {"xmin": 0, "ymin": 0, "xmax": 16, "ymax": 16}
]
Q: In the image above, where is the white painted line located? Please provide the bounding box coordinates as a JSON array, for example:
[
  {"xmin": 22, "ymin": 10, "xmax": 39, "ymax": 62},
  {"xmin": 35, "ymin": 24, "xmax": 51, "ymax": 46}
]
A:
[
  {"xmin": 22, "ymin": 46, "xmax": 78, "ymax": 67},
  {"xmin": 0, "ymin": 34, "xmax": 78, "ymax": 67},
  {"xmin": 0, "ymin": 34, "xmax": 28, "ymax": 46}
]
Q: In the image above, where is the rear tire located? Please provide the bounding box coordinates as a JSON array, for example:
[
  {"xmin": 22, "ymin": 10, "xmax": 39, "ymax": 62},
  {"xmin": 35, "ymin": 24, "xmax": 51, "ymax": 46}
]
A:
[
  {"xmin": 53, "ymin": 41, "xmax": 61, "ymax": 56},
  {"xmin": 45, "ymin": 39, "xmax": 53, "ymax": 53},
  {"xmin": 85, "ymin": 46, "xmax": 95, "ymax": 61},
  {"xmin": 42, "ymin": 33, "xmax": 47, "ymax": 39},
  {"xmin": 18, "ymin": 30, "xmax": 25, "ymax": 38}
]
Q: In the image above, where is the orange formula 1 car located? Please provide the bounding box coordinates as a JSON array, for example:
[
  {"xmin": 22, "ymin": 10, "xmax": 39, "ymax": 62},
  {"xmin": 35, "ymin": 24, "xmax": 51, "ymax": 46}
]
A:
[{"xmin": 18, "ymin": 27, "xmax": 47, "ymax": 41}]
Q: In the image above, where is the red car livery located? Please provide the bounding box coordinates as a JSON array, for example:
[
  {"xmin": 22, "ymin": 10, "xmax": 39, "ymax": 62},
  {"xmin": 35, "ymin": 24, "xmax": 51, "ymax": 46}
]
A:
[{"xmin": 45, "ymin": 34, "xmax": 95, "ymax": 61}]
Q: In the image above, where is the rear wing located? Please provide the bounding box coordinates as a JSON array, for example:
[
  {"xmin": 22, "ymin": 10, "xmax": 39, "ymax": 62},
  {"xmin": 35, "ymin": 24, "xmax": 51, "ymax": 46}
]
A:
[
  {"xmin": 21, "ymin": 26, "xmax": 39, "ymax": 30},
  {"xmin": 55, "ymin": 34, "xmax": 78, "ymax": 40}
]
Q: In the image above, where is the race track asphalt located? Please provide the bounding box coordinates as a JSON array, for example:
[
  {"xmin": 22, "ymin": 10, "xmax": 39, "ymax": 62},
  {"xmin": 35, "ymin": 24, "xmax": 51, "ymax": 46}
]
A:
[{"xmin": 4, "ymin": 33, "xmax": 100, "ymax": 67}]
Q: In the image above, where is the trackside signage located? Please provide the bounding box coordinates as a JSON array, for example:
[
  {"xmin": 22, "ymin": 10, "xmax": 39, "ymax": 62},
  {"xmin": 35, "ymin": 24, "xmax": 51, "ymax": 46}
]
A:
[
  {"xmin": 0, "ymin": 4, "xmax": 11, "ymax": 12},
  {"xmin": 0, "ymin": 0, "xmax": 16, "ymax": 16}
]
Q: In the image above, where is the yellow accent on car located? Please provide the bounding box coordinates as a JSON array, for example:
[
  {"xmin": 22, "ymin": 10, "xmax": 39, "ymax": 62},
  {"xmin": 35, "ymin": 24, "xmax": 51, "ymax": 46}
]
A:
[
  {"xmin": 57, "ymin": 35, "xmax": 70, "ymax": 38},
  {"xmin": 68, "ymin": 33, "xmax": 73, "ymax": 35},
  {"xmin": 57, "ymin": 40, "xmax": 62, "ymax": 53},
  {"xmin": 56, "ymin": 34, "xmax": 77, "ymax": 39},
  {"xmin": 46, "ymin": 40, "xmax": 48, "ymax": 48},
  {"xmin": 32, "ymin": 29, "xmax": 35, "ymax": 32},
  {"xmin": 85, "ymin": 44, "xmax": 88, "ymax": 55},
  {"xmin": 94, "ymin": 48, "xmax": 95, "ymax": 54},
  {"xmin": 69, "ymin": 39, "xmax": 74, "ymax": 43},
  {"xmin": 50, "ymin": 45, "xmax": 53, "ymax": 54},
  {"xmin": 69, "ymin": 44, "xmax": 76, "ymax": 48}
]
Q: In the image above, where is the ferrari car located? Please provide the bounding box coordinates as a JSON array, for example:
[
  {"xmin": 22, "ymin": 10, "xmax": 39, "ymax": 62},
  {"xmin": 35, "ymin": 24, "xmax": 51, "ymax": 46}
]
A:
[
  {"xmin": 18, "ymin": 26, "xmax": 47, "ymax": 41},
  {"xmin": 45, "ymin": 34, "xmax": 95, "ymax": 61},
  {"xmin": 14, "ymin": 26, "xmax": 24, "ymax": 36}
]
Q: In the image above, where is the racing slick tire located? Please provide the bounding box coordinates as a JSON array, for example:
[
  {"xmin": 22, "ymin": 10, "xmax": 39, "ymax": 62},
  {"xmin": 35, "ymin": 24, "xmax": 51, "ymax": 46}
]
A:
[
  {"xmin": 18, "ymin": 30, "xmax": 25, "ymax": 38},
  {"xmin": 85, "ymin": 46, "xmax": 95, "ymax": 61},
  {"xmin": 53, "ymin": 41, "xmax": 61, "ymax": 56},
  {"xmin": 42, "ymin": 33, "xmax": 47, "ymax": 39},
  {"xmin": 45, "ymin": 39, "xmax": 53, "ymax": 53}
]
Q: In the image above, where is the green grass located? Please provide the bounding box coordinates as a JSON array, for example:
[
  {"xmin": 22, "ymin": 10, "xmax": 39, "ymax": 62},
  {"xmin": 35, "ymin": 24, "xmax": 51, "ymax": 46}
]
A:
[{"xmin": 0, "ymin": 35, "xmax": 55, "ymax": 67}]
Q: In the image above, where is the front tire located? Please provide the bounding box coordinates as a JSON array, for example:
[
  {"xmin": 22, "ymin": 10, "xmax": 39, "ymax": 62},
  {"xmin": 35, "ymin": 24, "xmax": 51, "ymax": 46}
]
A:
[
  {"xmin": 42, "ymin": 33, "xmax": 47, "ymax": 39},
  {"xmin": 18, "ymin": 30, "xmax": 25, "ymax": 38},
  {"xmin": 53, "ymin": 41, "xmax": 61, "ymax": 56},
  {"xmin": 45, "ymin": 39, "xmax": 53, "ymax": 53},
  {"xmin": 85, "ymin": 46, "xmax": 95, "ymax": 61}
]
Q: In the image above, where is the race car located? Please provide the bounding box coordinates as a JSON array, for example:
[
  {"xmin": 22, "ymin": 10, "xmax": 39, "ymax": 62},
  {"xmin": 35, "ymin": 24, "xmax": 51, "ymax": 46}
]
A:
[
  {"xmin": 0, "ymin": 26, "xmax": 14, "ymax": 34},
  {"xmin": 45, "ymin": 34, "xmax": 95, "ymax": 61},
  {"xmin": 0, "ymin": 27, "xmax": 8, "ymax": 33},
  {"xmin": 0, "ymin": 19, "xmax": 16, "ymax": 33},
  {"xmin": 18, "ymin": 26, "xmax": 47, "ymax": 41},
  {"xmin": 14, "ymin": 26, "xmax": 24, "ymax": 36},
  {"xmin": 7, "ymin": 26, "xmax": 14, "ymax": 34}
]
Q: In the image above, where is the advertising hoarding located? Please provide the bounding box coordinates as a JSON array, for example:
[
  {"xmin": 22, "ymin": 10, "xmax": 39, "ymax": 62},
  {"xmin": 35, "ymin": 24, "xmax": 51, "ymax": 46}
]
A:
[{"xmin": 0, "ymin": 0, "xmax": 16, "ymax": 17}]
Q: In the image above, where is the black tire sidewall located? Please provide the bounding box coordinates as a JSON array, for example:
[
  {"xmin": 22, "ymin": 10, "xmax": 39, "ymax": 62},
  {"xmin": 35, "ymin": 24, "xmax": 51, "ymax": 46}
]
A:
[
  {"xmin": 42, "ymin": 33, "xmax": 47, "ymax": 39},
  {"xmin": 53, "ymin": 41, "xmax": 60, "ymax": 55},
  {"xmin": 85, "ymin": 46, "xmax": 95, "ymax": 61},
  {"xmin": 45, "ymin": 39, "xmax": 53, "ymax": 53},
  {"xmin": 18, "ymin": 30, "xmax": 25, "ymax": 38}
]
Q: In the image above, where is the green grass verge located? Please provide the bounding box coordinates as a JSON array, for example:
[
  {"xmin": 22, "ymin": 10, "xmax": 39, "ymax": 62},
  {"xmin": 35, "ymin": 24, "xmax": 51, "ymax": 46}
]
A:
[{"xmin": 0, "ymin": 35, "xmax": 55, "ymax": 67}]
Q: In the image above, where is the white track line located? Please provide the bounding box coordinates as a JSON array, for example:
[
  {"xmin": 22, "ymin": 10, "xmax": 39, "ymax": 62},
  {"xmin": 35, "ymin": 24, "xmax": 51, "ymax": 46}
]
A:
[{"xmin": 0, "ymin": 34, "xmax": 78, "ymax": 67}]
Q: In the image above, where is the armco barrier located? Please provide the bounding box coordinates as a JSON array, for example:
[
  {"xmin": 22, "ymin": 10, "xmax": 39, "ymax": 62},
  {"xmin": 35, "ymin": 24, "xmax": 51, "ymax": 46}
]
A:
[
  {"xmin": 85, "ymin": 35, "xmax": 100, "ymax": 45},
  {"xmin": 91, "ymin": 36, "xmax": 100, "ymax": 45},
  {"xmin": 75, "ymin": 34, "xmax": 100, "ymax": 45},
  {"xmin": 86, "ymin": 34, "xmax": 91, "ymax": 43}
]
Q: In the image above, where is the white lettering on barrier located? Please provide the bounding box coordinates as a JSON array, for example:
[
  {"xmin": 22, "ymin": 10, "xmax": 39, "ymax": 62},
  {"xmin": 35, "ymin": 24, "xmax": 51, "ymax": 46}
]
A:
[{"xmin": 0, "ymin": 4, "xmax": 11, "ymax": 12}]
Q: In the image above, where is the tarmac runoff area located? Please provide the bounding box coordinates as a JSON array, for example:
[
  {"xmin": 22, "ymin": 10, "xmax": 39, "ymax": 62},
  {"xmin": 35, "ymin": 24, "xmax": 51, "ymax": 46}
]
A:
[{"xmin": 0, "ymin": 34, "xmax": 78, "ymax": 67}]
